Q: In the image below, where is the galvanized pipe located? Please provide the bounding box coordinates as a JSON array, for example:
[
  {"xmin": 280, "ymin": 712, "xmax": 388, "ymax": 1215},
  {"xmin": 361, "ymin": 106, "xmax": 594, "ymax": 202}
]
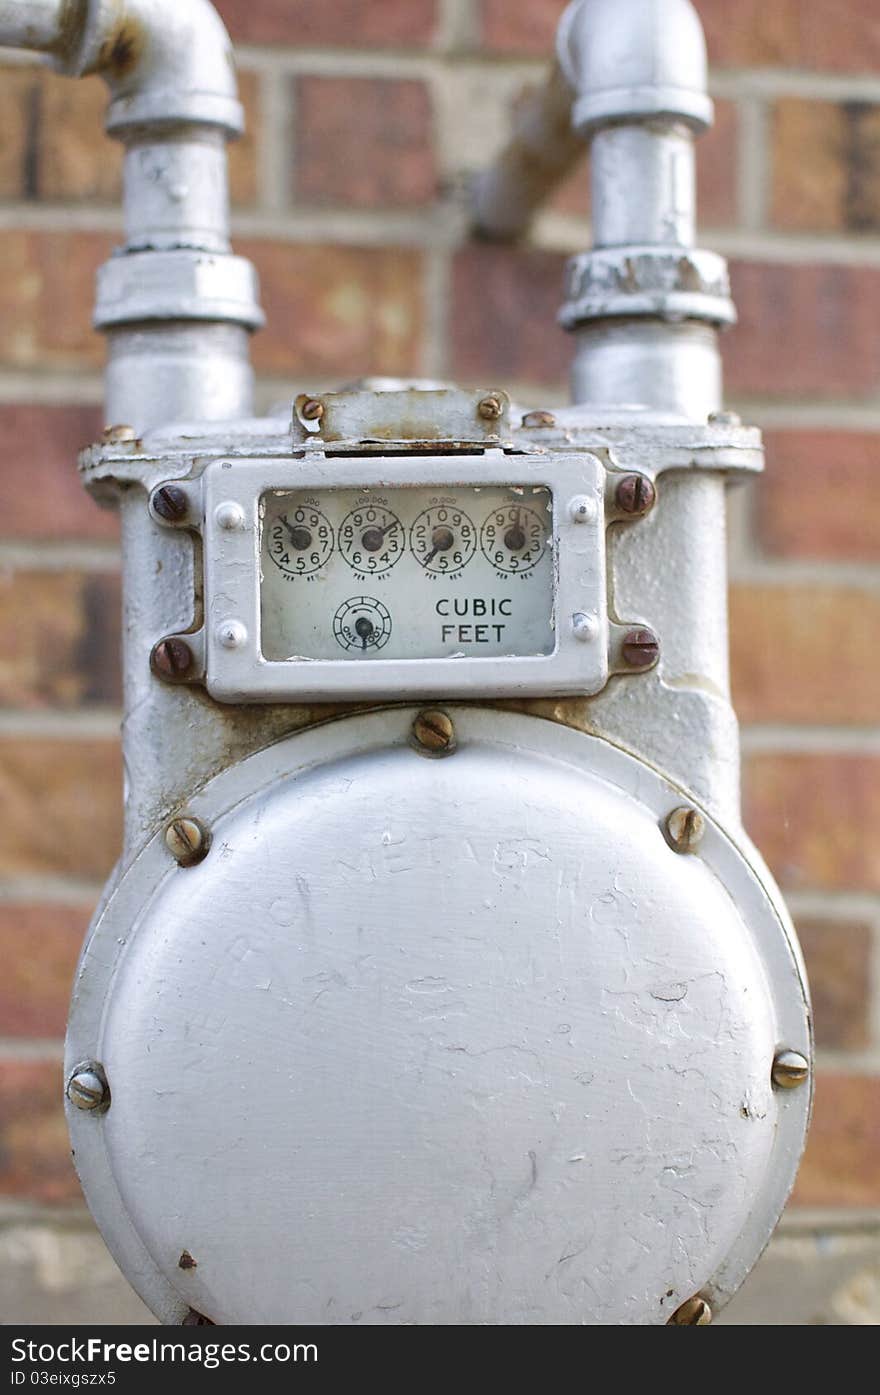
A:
[
  {"xmin": 0, "ymin": 0, "xmax": 262, "ymax": 430},
  {"xmin": 0, "ymin": 0, "xmax": 64, "ymax": 51},
  {"xmin": 589, "ymin": 122, "xmax": 697, "ymax": 249}
]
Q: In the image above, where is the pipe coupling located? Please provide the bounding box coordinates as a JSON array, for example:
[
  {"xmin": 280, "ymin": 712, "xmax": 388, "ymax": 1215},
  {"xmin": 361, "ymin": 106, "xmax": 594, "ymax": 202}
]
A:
[
  {"xmin": 94, "ymin": 249, "xmax": 265, "ymax": 331},
  {"xmin": 560, "ymin": 247, "xmax": 737, "ymax": 330}
]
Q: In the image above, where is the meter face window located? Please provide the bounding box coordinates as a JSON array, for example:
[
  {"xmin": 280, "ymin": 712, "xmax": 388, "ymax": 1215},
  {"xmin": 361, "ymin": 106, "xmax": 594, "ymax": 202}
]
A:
[{"xmin": 260, "ymin": 485, "xmax": 555, "ymax": 662}]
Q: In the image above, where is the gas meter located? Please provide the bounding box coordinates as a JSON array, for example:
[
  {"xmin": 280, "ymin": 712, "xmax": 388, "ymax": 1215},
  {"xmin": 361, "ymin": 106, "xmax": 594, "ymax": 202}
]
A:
[{"xmin": 0, "ymin": 0, "xmax": 811, "ymax": 1325}]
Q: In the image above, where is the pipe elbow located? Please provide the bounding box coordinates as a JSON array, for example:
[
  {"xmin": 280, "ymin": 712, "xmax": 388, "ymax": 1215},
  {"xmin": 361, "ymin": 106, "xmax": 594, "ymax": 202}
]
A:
[
  {"xmin": 557, "ymin": 0, "xmax": 713, "ymax": 134},
  {"xmin": 60, "ymin": 0, "xmax": 243, "ymax": 137}
]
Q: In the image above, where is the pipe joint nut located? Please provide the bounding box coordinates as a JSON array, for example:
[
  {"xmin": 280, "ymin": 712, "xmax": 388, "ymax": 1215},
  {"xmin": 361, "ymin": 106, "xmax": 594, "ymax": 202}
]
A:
[
  {"xmin": 95, "ymin": 249, "xmax": 265, "ymax": 331},
  {"xmin": 560, "ymin": 247, "xmax": 737, "ymax": 331}
]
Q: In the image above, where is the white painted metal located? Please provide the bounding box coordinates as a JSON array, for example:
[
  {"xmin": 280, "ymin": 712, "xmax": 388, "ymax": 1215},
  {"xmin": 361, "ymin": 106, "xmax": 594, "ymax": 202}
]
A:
[
  {"xmin": 202, "ymin": 452, "xmax": 608, "ymax": 702},
  {"xmin": 66, "ymin": 710, "xmax": 811, "ymax": 1327}
]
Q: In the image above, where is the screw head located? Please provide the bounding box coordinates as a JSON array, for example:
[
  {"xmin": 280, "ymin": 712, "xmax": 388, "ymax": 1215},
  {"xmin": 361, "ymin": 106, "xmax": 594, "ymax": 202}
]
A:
[
  {"xmin": 522, "ymin": 410, "xmax": 557, "ymax": 429},
  {"xmin": 621, "ymin": 628, "xmax": 660, "ymax": 671},
  {"xmin": 216, "ymin": 620, "xmax": 248, "ymax": 651},
  {"xmin": 412, "ymin": 709, "xmax": 456, "ymax": 756},
  {"xmin": 570, "ymin": 496, "xmax": 597, "ymax": 524},
  {"xmin": 301, "ymin": 398, "xmax": 325, "ymax": 423},
  {"xmin": 67, "ymin": 1063, "xmax": 110, "ymax": 1113},
  {"xmin": 165, "ymin": 816, "xmax": 211, "ymax": 867},
  {"xmin": 668, "ymin": 1296, "xmax": 713, "ymax": 1326},
  {"xmin": 772, "ymin": 1050, "xmax": 810, "ymax": 1090},
  {"xmin": 666, "ymin": 806, "xmax": 706, "ymax": 854},
  {"xmin": 572, "ymin": 612, "xmax": 598, "ymax": 642},
  {"xmin": 615, "ymin": 474, "xmax": 656, "ymax": 517},
  {"xmin": 151, "ymin": 485, "xmax": 189, "ymax": 524},
  {"xmin": 151, "ymin": 637, "xmax": 194, "ymax": 682},
  {"xmin": 478, "ymin": 395, "xmax": 504, "ymax": 422},
  {"xmin": 215, "ymin": 501, "xmax": 246, "ymax": 532},
  {"xmin": 101, "ymin": 424, "xmax": 137, "ymax": 445}
]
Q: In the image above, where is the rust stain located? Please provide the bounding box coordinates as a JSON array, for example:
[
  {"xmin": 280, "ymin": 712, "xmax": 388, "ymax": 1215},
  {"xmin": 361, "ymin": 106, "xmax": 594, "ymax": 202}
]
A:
[{"xmin": 98, "ymin": 18, "xmax": 145, "ymax": 80}]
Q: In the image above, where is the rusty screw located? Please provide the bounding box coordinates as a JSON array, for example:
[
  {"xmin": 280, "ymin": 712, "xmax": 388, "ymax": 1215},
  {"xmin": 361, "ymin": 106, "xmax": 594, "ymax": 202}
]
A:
[
  {"xmin": 412, "ymin": 709, "xmax": 456, "ymax": 756},
  {"xmin": 615, "ymin": 474, "xmax": 656, "ymax": 517},
  {"xmin": 67, "ymin": 1063, "xmax": 110, "ymax": 1113},
  {"xmin": 772, "ymin": 1050, "xmax": 810, "ymax": 1091},
  {"xmin": 478, "ymin": 395, "xmax": 505, "ymax": 422},
  {"xmin": 151, "ymin": 485, "xmax": 189, "ymax": 524},
  {"xmin": 668, "ymin": 1297, "xmax": 713, "ymax": 1326},
  {"xmin": 666, "ymin": 806, "xmax": 706, "ymax": 854},
  {"xmin": 522, "ymin": 410, "xmax": 557, "ymax": 429},
  {"xmin": 301, "ymin": 398, "xmax": 325, "ymax": 423},
  {"xmin": 621, "ymin": 628, "xmax": 660, "ymax": 671},
  {"xmin": 151, "ymin": 637, "xmax": 194, "ymax": 682},
  {"xmin": 165, "ymin": 815, "xmax": 211, "ymax": 867},
  {"xmin": 102, "ymin": 424, "xmax": 137, "ymax": 445}
]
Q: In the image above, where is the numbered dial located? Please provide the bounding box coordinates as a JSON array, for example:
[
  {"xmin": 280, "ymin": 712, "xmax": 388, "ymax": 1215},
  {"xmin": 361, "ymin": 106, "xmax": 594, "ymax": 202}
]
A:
[
  {"xmin": 480, "ymin": 503, "xmax": 548, "ymax": 575},
  {"xmin": 333, "ymin": 597, "xmax": 393, "ymax": 653},
  {"xmin": 410, "ymin": 504, "xmax": 477, "ymax": 575},
  {"xmin": 268, "ymin": 505, "xmax": 334, "ymax": 578},
  {"xmin": 339, "ymin": 503, "xmax": 404, "ymax": 576}
]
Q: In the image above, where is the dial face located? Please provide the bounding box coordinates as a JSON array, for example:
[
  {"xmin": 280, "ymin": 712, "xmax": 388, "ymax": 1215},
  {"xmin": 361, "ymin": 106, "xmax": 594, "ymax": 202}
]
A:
[
  {"xmin": 260, "ymin": 485, "xmax": 554, "ymax": 663},
  {"xmin": 339, "ymin": 503, "xmax": 404, "ymax": 577},
  {"xmin": 333, "ymin": 597, "xmax": 393, "ymax": 654},
  {"xmin": 480, "ymin": 503, "xmax": 547, "ymax": 575},
  {"xmin": 410, "ymin": 504, "xmax": 477, "ymax": 575},
  {"xmin": 266, "ymin": 503, "xmax": 334, "ymax": 578}
]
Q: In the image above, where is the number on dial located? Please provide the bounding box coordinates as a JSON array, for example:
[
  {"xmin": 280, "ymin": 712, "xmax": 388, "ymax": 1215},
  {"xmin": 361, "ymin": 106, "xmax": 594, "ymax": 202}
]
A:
[
  {"xmin": 410, "ymin": 505, "xmax": 477, "ymax": 574},
  {"xmin": 340, "ymin": 504, "xmax": 403, "ymax": 575},
  {"xmin": 480, "ymin": 503, "xmax": 548, "ymax": 574},
  {"xmin": 268, "ymin": 506, "xmax": 334, "ymax": 577}
]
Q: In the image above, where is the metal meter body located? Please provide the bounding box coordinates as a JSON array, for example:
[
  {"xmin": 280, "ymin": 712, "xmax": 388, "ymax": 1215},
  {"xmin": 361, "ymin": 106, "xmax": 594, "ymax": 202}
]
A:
[{"xmin": 66, "ymin": 391, "xmax": 811, "ymax": 1326}]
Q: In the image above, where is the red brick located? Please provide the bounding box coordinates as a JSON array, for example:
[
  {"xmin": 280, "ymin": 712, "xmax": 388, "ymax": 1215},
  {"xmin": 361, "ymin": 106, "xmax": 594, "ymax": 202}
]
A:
[
  {"xmin": 744, "ymin": 754, "xmax": 880, "ymax": 893},
  {"xmin": 295, "ymin": 77, "xmax": 436, "ymax": 209},
  {"xmin": 242, "ymin": 240, "xmax": 425, "ymax": 379},
  {"xmin": 701, "ymin": 0, "xmax": 880, "ymax": 75},
  {"xmin": 793, "ymin": 1074, "xmax": 880, "ymax": 1208},
  {"xmin": 480, "ymin": 0, "xmax": 562, "ymax": 54},
  {"xmin": 0, "ymin": 405, "xmax": 113, "ymax": 541},
  {"xmin": 0, "ymin": 1060, "xmax": 79, "ymax": 1204},
  {"xmin": 699, "ymin": 98, "xmax": 739, "ymax": 227},
  {"xmin": 215, "ymin": 0, "xmax": 438, "ymax": 47},
  {"xmin": 451, "ymin": 243, "xmax": 569, "ymax": 387},
  {"xmin": 0, "ymin": 231, "xmax": 113, "ymax": 372},
  {"xmin": 758, "ymin": 431, "xmax": 880, "ymax": 562},
  {"xmin": 0, "ymin": 67, "xmax": 36, "ymax": 200},
  {"xmin": 0, "ymin": 905, "xmax": 91, "ymax": 1039},
  {"xmin": 797, "ymin": 920, "xmax": 874, "ymax": 1052},
  {"xmin": 730, "ymin": 584, "xmax": 880, "ymax": 725},
  {"xmin": 724, "ymin": 261, "xmax": 880, "ymax": 399},
  {"xmin": 0, "ymin": 571, "xmax": 121, "ymax": 710},
  {"xmin": 481, "ymin": 2, "xmax": 880, "ymax": 75},
  {"xmin": 698, "ymin": 0, "xmax": 802, "ymax": 69},
  {"xmin": 772, "ymin": 98, "xmax": 880, "ymax": 234},
  {"xmin": 0, "ymin": 738, "xmax": 122, "ymax": 881}
]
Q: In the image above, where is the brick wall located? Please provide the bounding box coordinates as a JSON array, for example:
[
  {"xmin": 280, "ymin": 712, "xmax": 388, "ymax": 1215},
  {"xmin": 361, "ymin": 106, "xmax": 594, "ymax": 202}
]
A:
[{"xmin": 1, "ymin": 0, "xmax": 878, "ymax": 1323}]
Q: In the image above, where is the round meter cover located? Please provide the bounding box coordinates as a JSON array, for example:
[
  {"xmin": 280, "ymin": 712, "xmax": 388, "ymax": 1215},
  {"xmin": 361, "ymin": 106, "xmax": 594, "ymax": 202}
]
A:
[{"xmin": 67, "ymin": 710, "xmax": 810, "ymax": 1326}]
